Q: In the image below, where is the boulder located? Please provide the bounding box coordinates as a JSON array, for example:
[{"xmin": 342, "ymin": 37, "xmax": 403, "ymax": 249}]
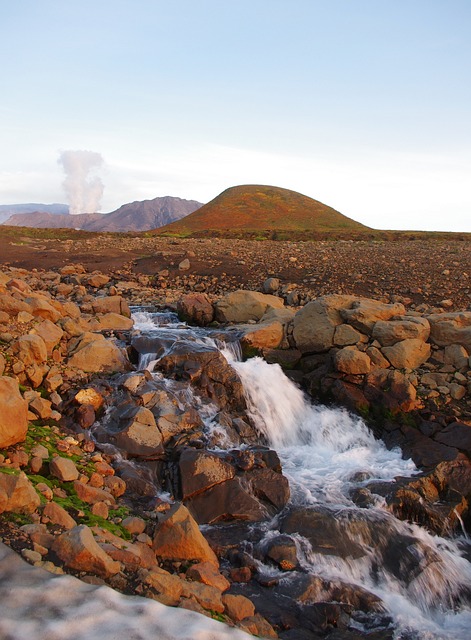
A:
[
  {"xmin": 333, "ymin": 324, "xmax": 365, "ymax": 346},
  {"xmin": 381, "ymin": 338, "xmax": 431, "ymax": 369},
  {"xmin": 0, "ymin": 294, "xmax": 31, "ymax": 316},
  {"xmin": 372, "ymin": 316, "xmax": 430, "ymax": 346},
  {"xmin": 89, "ymin": 313, "xmax": 134, "ymax": 331},
  {"xmin": 42, "ymin": 501, "xmax": 77, "ymax": 529},
  {"xmin": 334, "ymin": 347, "xmax": 371, "ymax": 375},
  {"xmin": 215, "ymin": 290, "xmax": 284, "ymax": 323},
  {"xmin": 0, "ymin": 471, "xmax": 40, "ymax": 514},
  {"xmin": 91, "ymin": 296, "xmax": 131, "ymax": 318},
  {"xmin": 110, "ymin": 406, "xmax": 164, "ymax": 458},
  {"xmin": 12, "ymin": 334, "xmax": 47, "ymax": 366},
  {"xmin": 240, "ymin": 320, "xmax": 284, "ymax": 352},
  {"xmin": 24, "ymin": 296, "xmax": 62, "ymax": 322},
  {"xmin": 0, "ymin": 376, "xmax": 28, "ymax": 448},
  {"xmin": 179, "ymin": 449, "xmax": 236, "ymax": 499},
  {"xmin": 67, "ymin": 338, "xmax": 130, "ymax": 373},
  {"xmin": 222, "ymin": 593, "xmax": 255, "ymax": 621},
  {"xmin": 340, "ymin": 299, "xmax": 406, "ymax": 334},
  {"xmin": 85, "ymin": 273, "xmax": 110, "ymax": 288},
  {"xmin": 427, "ymin": 312, "xmax": 471, "ymax": 350},
  {"xmin": 181, "ymin": 580, "xmax": 224, "ymax": 613},
  {"xmin": 184, "ymin": 477, "xmax": 267, "ymax": 524},
  {"xmin": 434, "ymin": 422, "xmax": 471, "ymax": 456},
  {"xmin": 292, "ymin": 295, "xmax": 357, "ymax": 353},
  {"xmin": 138, "ymin": 567, "xmax": 184, "ymax": 606},
  {"xmin": 30, "ymin": 319, "xmax": 64, "ymax": 356},
  {"xmin": 152, "ymin": 502, "xmax": 219, "ymax": 566},
  {"xmin": 73, "ymin": 481, "xmax": 116, "ymax": 505},
  {"xmin": 264, "ymin": 534, "xmax": 299, "ymax": 571},
  {"xmin": 263, "ymin": 277, "xmax": 280, "ymax": 294},
  {"xmin": 177, "ymin": 293, "xmax": 214, "ymax": 326},
  {"xmin": 444, "ymin": 344, "xmax": 469, "ymax": 369},
  {"xmin": 364, "ymin": 369, "xmax": 419, "ymax": 413},
  {"xmin": 51, "ymin": 524, "xmax": 121, "ymax": 578}
]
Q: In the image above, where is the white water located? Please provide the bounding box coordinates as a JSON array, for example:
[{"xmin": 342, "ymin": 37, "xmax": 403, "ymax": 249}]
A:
[{"xmin": 226, "ymin": 352, "xmax": 471, "ymax": 640}]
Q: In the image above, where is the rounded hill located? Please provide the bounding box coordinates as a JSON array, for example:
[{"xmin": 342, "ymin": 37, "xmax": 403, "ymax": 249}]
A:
[{"xmin": 154, "ymin": 185, "xmax": 371, "ymax": 238}]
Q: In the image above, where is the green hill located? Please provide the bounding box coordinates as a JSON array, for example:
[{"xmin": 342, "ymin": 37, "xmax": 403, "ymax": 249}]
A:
[{"xmin": 154, "ymin": 185, "xmax": 371, "ymax": 239}]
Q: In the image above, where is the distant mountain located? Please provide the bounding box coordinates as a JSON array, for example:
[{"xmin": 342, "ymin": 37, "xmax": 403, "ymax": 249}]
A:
[
  {"xmin": 1, "ymin": 197, "xmax": 203, "ymax": 232},
  {"xmin": 85, "ymin": 196, "xmax": 203, "ymax": 232},
  {"xmin": 0, "ymin": 203, "xmax": 68, "ymax": 224},
  {"xmin": 154, "ymin": 185, "xmax": 371, "ymax": 238}
]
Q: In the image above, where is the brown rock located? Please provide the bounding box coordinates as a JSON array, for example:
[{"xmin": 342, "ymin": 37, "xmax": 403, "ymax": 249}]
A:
[
  {"xmin": 52, "ymin": 525, "xmax": 121, "ymax": 578},
  {"xmin": 122, "ymin": 516, "xmax": 146, "ymax": 535},
  {"xmin": 74, "ymin": 387, "xmax": 104, "ymax": 411},
  {"xmin": 177, "ymin": 293, "xmax": 214, "ymax": 326},
  {"xmin": 138, "ymin": 567, "xmax": 184, "ymax": 606},
  {"xmin": 91, "ymin": 295, "xmax": 131, "ymax": 318},
  {"xmin": 50, "ymin": 456, "xmax": 79, "ymax": 482},
  {"xmin": 112, "ymin": 406, "xmax": 164, "ymax": 458},
  {"xmin": 152, "ymin": 502, "xmax": 219, "ymax": 566},
  {"xmin": 186, "ymin": 561, "xmax": 230, "ymax": 592},
  {"xmin": 181, "ymin": 580, "xmax": 224, "ymax": 613},
  {"xmin": 222, "ymin": 593, "xmax": 255, "ymax": 621},
  {"xmin": 73, "ymin": 480, "xmax": 115, "ymax": 505},
  {"xmin": 0, "ymin": 376, "xmax": 28, "ymax": 448},
  {"xmin": 333, "ymin": 323, "xmax": 365, "ymax": 346},
  {"xmin": 43, "ymin": 501, "xmax": 77, "ymax": 529},
  {"xmin": 428, "ymin": 311, "xmax": 471, "ymax": 350},
  {"xmin": 292, "ymin": 295, "xmax": 357, "ymax": 353},
  {"xmin": 12, "ymin": 334, "xmax": 48, "ymax": 366},
  {"xmin": 334, "ymin": 346, "xmax": 371, "ymax": 375},
  {"xmin": 67, "ymin": 338, "xmax": 130, "ymax": 373},
  {"xmin": 179, "ymin": 449, "xmax": 236, "ymax": 499},
  {"xmin": 31, "ymin": 319, "xmax": 64, "ymax": 356},
  {"xmin": 104, "ymin": 475, "xmax": 127, "ymax": 498},
  {"xmin": 0, "ymin": 471, "xmax": 40, "ymax": 514},
  {"xmin": 340, "ymin": 299, "xmax": 406, "ymax": 333},
  {"xmin": 240, "ymin": 320, "xmax": 284, "ymax": 351},
  {"xmin": 372, "ymin": 316, "xmax": 430, "ymax": 346},
  {"xmin": 382, "ymin": 338, "xmax": 431, "ymax": 369},
  {"xmin": 215, "ymin": 290, "xmax": 284, "ymax": 323}
]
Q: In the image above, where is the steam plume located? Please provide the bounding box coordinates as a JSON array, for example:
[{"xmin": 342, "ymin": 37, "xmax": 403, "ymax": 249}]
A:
[{"xmin": 58, "ymin": 150, "xmax": 104, "ymax": 214}]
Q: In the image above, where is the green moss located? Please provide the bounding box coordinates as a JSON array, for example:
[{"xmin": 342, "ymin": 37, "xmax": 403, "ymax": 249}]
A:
[{"xmin": 0, "ymin": 466, "xmax": 20, "ymax": 476}]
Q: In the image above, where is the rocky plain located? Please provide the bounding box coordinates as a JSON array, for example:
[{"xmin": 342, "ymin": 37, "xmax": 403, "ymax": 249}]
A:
[{"xmin": 1, "ymin": 230, "xmax": 471, "ymax": 639}]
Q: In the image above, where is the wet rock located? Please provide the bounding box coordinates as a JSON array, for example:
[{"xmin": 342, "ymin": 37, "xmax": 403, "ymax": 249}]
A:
[
  {"xmin": 240, "ymin": 320, "xmax": 284, "ymax": 352},
  {"xmin": 109, "ymin": 405, "xmax": 164, "ymax": 458},
  {"xmin": 248, "ymin": 467, "xmax": 290, "ymax": 512},
  {"xmin": 434, "ymin": 423, "xmax": 471, "ymax": 457},
  {"xmin": 177, "ymin": 293, "xmax": 214, "ymax": 326},
  {"xmin": 264, "ymin": 534, "xmax": 299, "ymax": 570},
  {"xmin": 185, "ymin": 477, "xmax": 267, "ymax": 524},
  {"xmin": 179, "ymin": 449, "xmax": 236, "ymax": 499},
  {"xmin": 364, "ymin": 369, "xmax": 419, "ymax": 413},
  {"xmin": 0, "ymin": 376, "xmax": 28, "ymax": 448}
]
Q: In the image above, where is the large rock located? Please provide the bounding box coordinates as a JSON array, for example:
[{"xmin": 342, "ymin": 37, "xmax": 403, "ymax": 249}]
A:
[
  {"xmin": 215, "ymin": 290, "xmax": 284, "ymax": 323},
  {"xmin": 292, "ymin": 295, "xmax": 357, "ymax": 353},
  {"xmin": 0, "ymin": 376, "xmax": 28, "ymax": 448},
  {"xmin": 240, "ymin": 320, "xmax": 284, "ymax": 352},
  {"xmin": 340, "ymin": 299, "xmax": 406, "ymax": 334},
  {"xmin": 0, "ymin": 471, "xmax": 40, "ymax": 514},
  {"xmin": 156, "ymin": 343, "xmax": 246, "ymax": 413},
  {"xmin": 0, "ymin": 294, "xmax": 31, "ymax": 316},
  {"xmin": 30, "ymin": 319, "xmax": 64, "ymax": 356},
  {"xmin": 364, "ymin": 369, "xmax": 419, "ymax": 413},
  {"xmin": 88, "ymin": 313, "xmax": 134, "ymax": 331},
  {"xmin": 334, "ymin": 347, "xmax": 371, "ymax": 375},
  {"xmin": 184, "ymin": 477, "xmax": 267, "ymax": 524},
  {"xmin": 91, "ymin": 296, "xmax": 131, "ymax": 318},
  {"xmin": 372, "ymin": 316, "xmax": 430, "ymax": 346},
  {"xmin": 152, "ymin": 502, "xmax": 219, "ymax": 566},
  {"xmin": 12, "ymin": 334, "xmax": 48, "ymax": 366},
  {"xmin": 381, "ymin": 338, "xmax": 431, "ymax": 369},
  {"xmin": 110, "ymin": 406, "xmax": 164, "ymax": 458},
  {"xmin": 51, "ymin": 524, "xmax": 121, "ymax": 578},
  {"xmin": 24, "ymin": 296, "xmax": 62, "ymax": 322},
  {"xmin": 67, "ymin": 337, "xmax": 130, "ymax": 373},
  {"xmin": 179, "ymin": 449, "xmax": 236, "ymax": 499},
  {"xmin": 177, "ymin": 293, "xmax": 214, "ymax": 326},
  {"xmin": 427, "ymin": 312, "xmax": 471, "ymax": 350}
]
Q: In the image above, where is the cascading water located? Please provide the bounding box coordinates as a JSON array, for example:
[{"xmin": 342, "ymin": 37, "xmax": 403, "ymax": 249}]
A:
[{"xmin": 131, "ymin": 310, "xmax": 471, "ymax": 639}]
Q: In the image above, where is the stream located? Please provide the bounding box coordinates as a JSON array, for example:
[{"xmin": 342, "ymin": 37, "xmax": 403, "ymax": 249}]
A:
[{"xmin": 126, "ymin": 309, "xmax": 471, "ymax": 639}]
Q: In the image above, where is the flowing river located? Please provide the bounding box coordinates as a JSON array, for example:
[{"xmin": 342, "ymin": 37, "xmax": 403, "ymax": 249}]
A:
[{"xmin": 131, "ymin": 309, "xmax": 471, "ymax": 639}]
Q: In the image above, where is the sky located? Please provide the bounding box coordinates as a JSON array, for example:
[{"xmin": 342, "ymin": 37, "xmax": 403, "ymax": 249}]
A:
[{"xmin": 0, "ymin": 0, "xmax": 470, "ymax": 231}]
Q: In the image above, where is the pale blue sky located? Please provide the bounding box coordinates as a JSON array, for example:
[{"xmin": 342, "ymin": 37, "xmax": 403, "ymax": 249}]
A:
[{"xmin": 1, "ymin": 0, "xmax": 470, "ymax": 230}]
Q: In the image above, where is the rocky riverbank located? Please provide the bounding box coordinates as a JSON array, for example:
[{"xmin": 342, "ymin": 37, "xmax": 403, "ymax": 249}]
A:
[{"xmin": 1, "ymin": 259, "xmax": 471, "ymax": 639}]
